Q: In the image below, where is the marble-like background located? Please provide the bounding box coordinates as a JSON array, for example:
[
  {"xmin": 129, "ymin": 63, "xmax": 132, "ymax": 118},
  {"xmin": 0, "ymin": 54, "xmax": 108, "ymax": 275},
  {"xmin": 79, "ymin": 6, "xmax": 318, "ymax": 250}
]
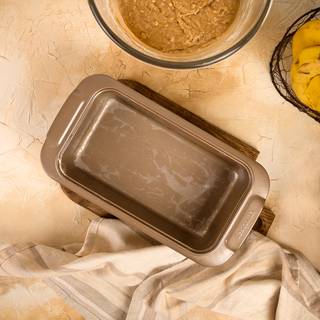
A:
[{"xmin": 0, "ymin": 0, "xmax": 319, "ymax": 268}]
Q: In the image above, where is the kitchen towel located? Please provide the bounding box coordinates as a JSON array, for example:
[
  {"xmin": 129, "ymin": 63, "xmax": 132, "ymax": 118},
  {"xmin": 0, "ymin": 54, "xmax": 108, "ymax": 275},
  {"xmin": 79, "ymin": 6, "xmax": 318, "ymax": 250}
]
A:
[{"xmin": 0, "ymin": 217, "xmax": 319, "ymax": 320}]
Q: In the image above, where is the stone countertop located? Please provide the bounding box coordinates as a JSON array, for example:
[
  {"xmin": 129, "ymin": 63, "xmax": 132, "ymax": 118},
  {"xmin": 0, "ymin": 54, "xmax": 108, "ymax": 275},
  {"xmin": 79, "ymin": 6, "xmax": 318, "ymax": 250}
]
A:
[{"xmin": 0, "ymin": 0, "xmax": 320, "ymax": 269}]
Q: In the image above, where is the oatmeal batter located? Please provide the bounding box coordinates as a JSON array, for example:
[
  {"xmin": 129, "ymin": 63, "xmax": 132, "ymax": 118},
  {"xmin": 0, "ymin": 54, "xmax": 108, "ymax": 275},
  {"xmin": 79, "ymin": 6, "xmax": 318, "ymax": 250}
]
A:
[{"xmin": 118, "ymin": 0, "xmax": 239, "ymax": 52}]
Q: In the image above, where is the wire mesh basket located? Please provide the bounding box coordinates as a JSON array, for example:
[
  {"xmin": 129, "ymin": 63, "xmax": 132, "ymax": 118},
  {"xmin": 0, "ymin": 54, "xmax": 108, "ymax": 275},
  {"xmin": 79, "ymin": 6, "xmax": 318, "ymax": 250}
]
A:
[{"xmin": 270, "ymin": 7, "xmax": 320, "ymax": 123}]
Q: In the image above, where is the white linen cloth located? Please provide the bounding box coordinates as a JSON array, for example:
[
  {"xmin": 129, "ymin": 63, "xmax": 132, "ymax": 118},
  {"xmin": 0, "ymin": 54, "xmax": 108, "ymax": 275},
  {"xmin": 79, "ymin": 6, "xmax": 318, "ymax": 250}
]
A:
[{"xmin": 0, "ymin": 217, "xmax": 319, "ymax": 320}]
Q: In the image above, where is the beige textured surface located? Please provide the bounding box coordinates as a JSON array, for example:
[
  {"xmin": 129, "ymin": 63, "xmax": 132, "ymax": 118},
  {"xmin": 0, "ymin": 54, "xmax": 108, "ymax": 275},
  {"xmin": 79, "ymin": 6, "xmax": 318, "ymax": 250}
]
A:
[
  {"xmin": 0, "ymin": 0, "xmax": 320, "ymax": 274},
  {"xmin": 0, "ymin": 277, "xmax": 84, "ymax": 320}
]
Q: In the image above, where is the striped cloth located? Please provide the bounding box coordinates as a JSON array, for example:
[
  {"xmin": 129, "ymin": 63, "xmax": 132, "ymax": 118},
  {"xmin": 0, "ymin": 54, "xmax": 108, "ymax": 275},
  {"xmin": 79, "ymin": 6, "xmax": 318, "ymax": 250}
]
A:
[{"xmin": 0, "ymin": 217, "xmax": 319, "ymax": 320}]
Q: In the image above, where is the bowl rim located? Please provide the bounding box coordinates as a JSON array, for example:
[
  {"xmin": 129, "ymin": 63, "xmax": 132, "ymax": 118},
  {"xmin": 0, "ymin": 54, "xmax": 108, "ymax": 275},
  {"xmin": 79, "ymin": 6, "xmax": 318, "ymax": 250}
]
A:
[{"xmin": 88, "ymin": 0, "xmax": 273, "ymax": 69}]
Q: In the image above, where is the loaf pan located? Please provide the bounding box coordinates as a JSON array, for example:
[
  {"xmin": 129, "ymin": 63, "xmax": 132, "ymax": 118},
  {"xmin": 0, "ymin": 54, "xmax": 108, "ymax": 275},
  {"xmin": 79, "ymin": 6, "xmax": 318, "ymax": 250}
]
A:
[{"xmin": 41, "ymin": 75, "xmax": 270, "ymax": 266}]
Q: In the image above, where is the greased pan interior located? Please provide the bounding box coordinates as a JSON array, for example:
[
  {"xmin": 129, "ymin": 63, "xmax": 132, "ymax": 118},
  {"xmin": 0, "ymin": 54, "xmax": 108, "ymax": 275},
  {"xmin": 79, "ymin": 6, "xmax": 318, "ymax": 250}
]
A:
[{"xmin": 59, "ymin": 90, "xmax": 250, "ymax": 252}]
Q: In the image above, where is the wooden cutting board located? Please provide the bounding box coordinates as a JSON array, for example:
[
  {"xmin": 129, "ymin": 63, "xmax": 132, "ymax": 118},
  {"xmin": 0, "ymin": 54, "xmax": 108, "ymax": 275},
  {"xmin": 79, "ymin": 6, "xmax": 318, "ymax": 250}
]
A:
[{"xmin": 61, "ymin": 80, "xmax": 274, "ymax": 236}]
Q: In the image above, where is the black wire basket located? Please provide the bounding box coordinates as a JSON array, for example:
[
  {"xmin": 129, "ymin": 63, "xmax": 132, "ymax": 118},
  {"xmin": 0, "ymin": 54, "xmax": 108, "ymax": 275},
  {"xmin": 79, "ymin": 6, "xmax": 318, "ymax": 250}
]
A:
[{"xmin": 270, "ymin": 7, "xmax": 320, "ymax": 123}]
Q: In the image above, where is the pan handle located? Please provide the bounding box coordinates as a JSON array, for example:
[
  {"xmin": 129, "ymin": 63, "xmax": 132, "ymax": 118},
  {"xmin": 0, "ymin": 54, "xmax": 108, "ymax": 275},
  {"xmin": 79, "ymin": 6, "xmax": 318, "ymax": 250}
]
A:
[{"xmin": 225, "ymin": 196, "xmax": 265, "ymax": 251}]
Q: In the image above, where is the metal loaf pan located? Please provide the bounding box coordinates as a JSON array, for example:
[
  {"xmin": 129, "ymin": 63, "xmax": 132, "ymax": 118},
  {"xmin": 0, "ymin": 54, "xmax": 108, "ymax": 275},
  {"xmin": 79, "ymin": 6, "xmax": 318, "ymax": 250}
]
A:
[{"xmin": 41, "ymin": 75, "xmax": 270, "ymax": 266}]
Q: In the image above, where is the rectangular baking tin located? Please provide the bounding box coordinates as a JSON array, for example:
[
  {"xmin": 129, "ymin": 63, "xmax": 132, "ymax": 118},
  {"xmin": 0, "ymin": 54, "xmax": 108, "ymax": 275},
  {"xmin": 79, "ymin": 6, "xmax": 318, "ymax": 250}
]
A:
[{"xmin": 41, "ymin": 75, "xmax": 269, "ymax": 266}]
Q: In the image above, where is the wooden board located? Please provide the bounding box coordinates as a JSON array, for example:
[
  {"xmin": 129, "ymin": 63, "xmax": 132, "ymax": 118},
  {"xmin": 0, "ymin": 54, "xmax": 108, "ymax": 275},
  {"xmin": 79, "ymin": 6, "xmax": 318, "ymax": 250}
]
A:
[{"xmin": 61, "ymin": 80, "xmax": 274, "ymax": 236}]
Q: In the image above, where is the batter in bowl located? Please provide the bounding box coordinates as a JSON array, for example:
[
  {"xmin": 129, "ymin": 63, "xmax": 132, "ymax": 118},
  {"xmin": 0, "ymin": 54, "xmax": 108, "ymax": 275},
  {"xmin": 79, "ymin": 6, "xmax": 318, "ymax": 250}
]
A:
[{"xmin": 118, "ymin": 0, "xmax": 239, "ymax": 52}]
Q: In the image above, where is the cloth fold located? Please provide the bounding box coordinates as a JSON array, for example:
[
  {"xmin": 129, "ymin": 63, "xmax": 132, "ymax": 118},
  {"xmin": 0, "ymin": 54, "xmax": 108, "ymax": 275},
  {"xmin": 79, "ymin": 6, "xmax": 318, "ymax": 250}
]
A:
[{"xmin": 0, "ymin": 217, "xmax": 319, "ymax": 320}]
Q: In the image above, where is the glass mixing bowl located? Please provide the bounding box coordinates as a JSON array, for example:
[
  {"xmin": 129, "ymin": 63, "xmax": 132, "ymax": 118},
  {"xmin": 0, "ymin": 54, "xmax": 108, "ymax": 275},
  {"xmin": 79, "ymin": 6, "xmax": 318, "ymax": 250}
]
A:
[{"xmin": 88, "ymin": 0, "xmax": 273, "ymax": 69}]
